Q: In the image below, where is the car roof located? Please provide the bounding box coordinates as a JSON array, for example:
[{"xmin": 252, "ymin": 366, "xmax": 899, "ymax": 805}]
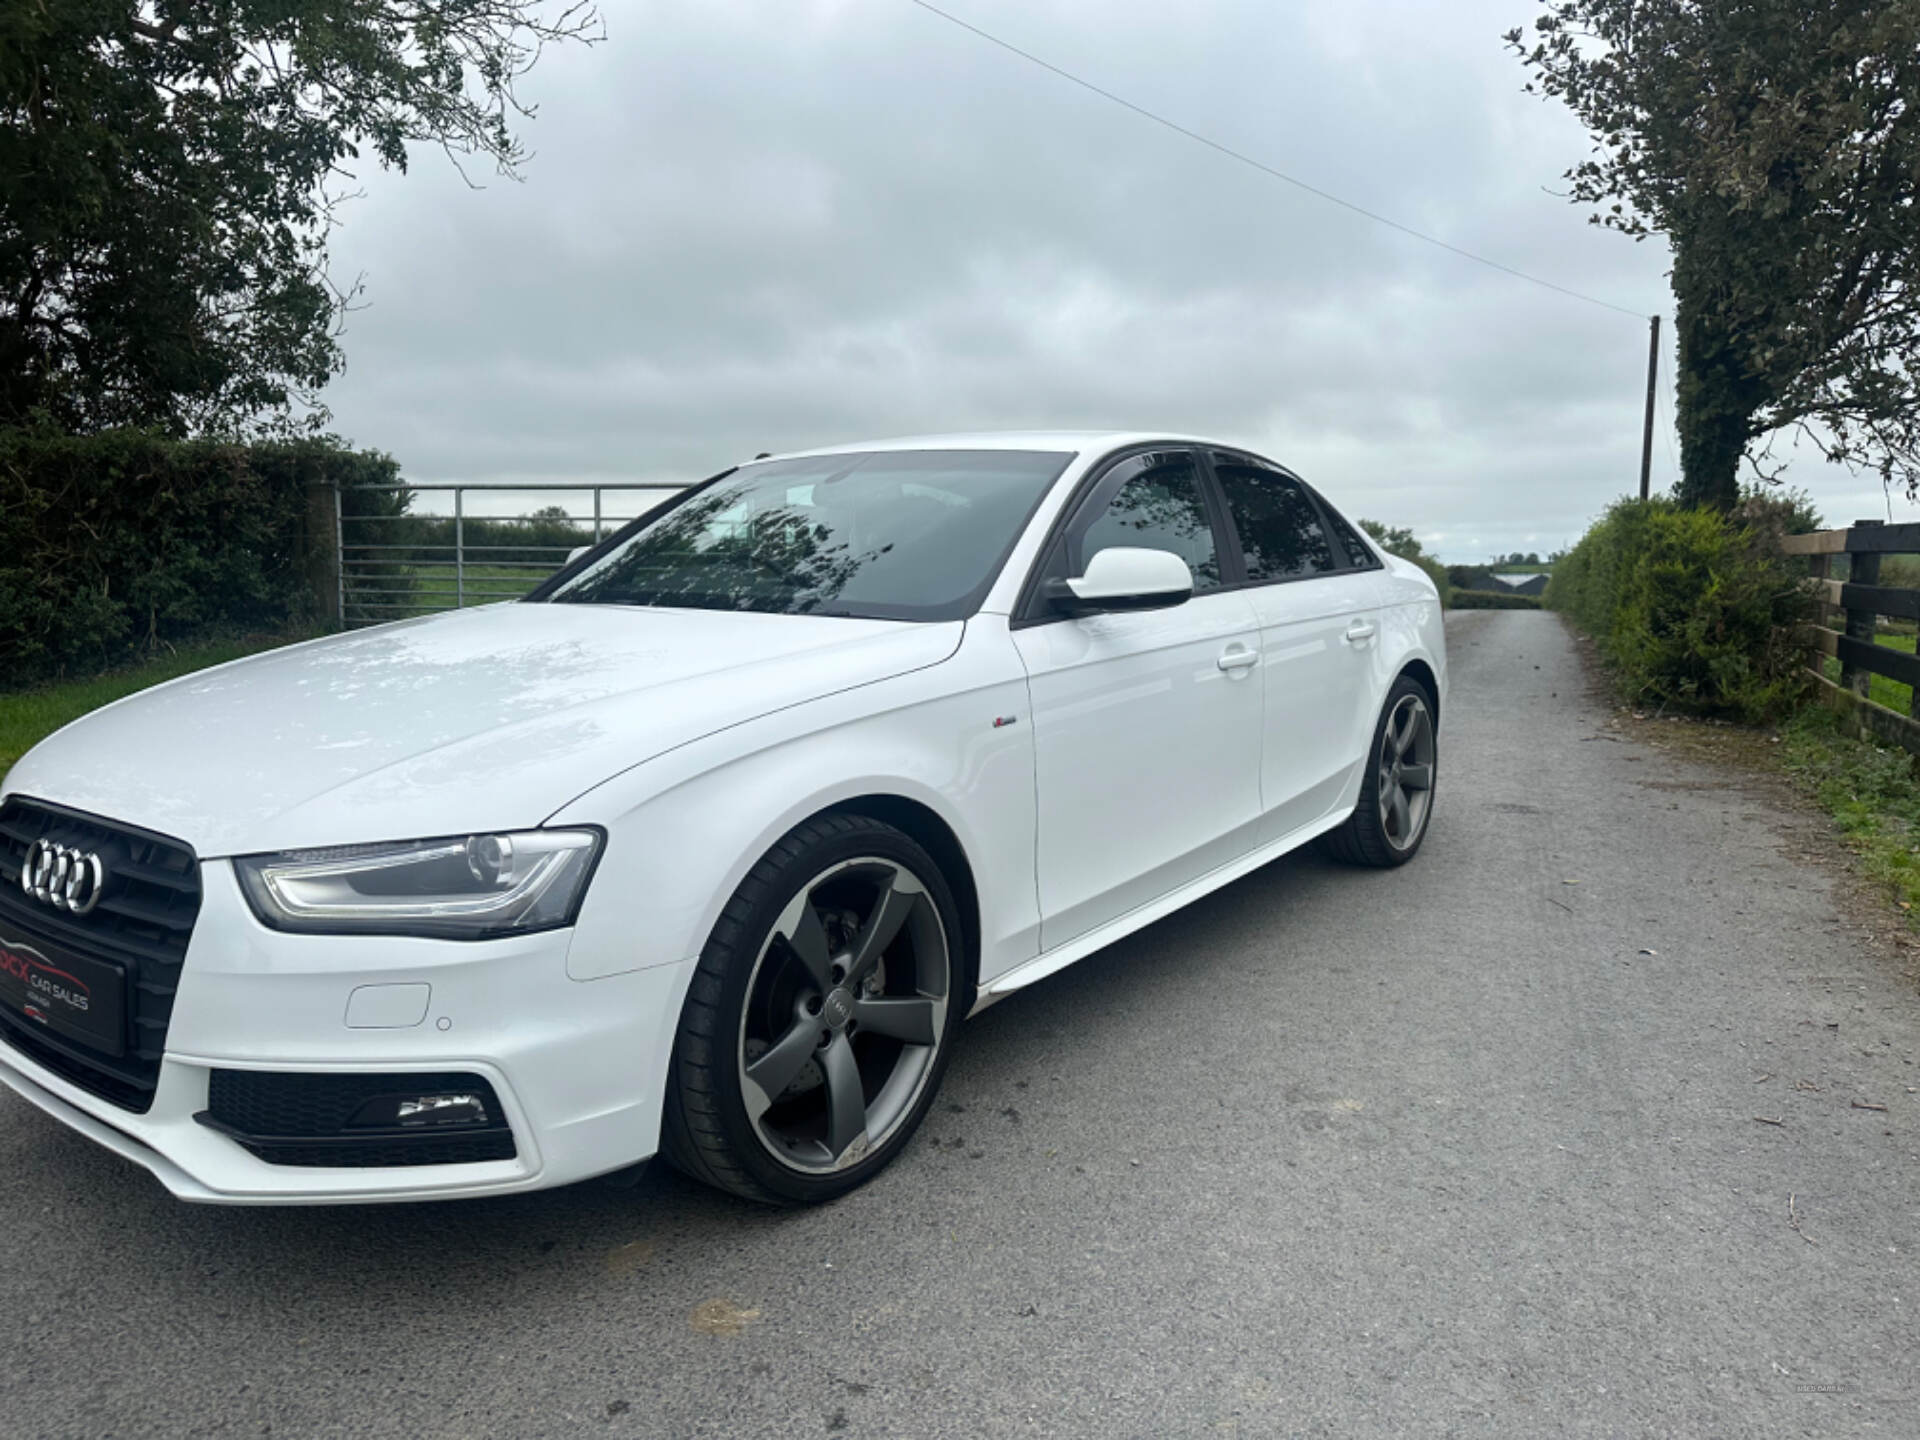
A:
[{"xmin": 758, "ymin": 431, "xmax": 1217, "ymax": 462}]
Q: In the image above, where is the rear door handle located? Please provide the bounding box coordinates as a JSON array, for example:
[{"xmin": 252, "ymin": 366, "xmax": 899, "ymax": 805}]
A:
[
  {"xmin": 1345, "ymin": 619, "xmax": 1378, "ymax": 645},
  {"xmin": 1217, "ymin": 646, "xmax": 1259, "ymax": 673}
]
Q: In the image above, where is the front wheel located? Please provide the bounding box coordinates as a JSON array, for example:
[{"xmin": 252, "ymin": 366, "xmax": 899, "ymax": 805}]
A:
[
  {"xmin": 1320, "ymin": 676, "xmax": 1437, "ymax": 867},
  {"xmin": 661, "ymin": 813, "xmax": 963, "ymax": 1205}
]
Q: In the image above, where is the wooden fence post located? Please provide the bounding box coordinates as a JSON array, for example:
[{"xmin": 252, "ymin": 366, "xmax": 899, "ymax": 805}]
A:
[{"xmin": 1839, "ymin": 519, "xmax": 1882, "ymax": 697}]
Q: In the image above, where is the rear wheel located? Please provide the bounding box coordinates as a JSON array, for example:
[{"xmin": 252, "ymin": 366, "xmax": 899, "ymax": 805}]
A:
[
  {"xmin": 1320, "ymin": 675, "xmax": 1437, "ymax": 867},
  {"xmin": 661, "ymin": 813, "xmax": 962, "ymax": 1204}
]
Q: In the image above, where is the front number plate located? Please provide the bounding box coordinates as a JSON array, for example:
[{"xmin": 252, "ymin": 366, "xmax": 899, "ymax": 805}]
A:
[{"xmin": 0, "ymin": 932, "xmax": 127, "ymax": 1058}]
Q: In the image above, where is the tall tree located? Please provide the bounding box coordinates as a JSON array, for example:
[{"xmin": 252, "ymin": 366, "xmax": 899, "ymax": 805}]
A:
[
  {"xmin": 1509, "ymin": 2, "xmax": 1920, "ymax": 508},
  {"xmin": 0, "ymin": 1, "xmax": 599, "ymax": 435}
]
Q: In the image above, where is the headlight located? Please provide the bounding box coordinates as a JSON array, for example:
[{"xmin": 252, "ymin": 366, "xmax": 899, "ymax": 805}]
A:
[{"xmin": 235, "ymin": 830, "xmax": 603, "ymax": 940}]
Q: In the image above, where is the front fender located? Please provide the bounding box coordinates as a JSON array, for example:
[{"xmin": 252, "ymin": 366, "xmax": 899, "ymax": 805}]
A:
[{"xmin": 551, "ymin": 620, "xmax": 1040, "ymax": 989}]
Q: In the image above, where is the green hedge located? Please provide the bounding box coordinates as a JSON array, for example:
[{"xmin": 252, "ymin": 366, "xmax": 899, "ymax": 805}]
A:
[
  {"xmin": 1450, "ymin": 588, "xmax": 1542, "ymax": 610},
  {"xmin": 0, "ymin": 428, "xmax": 403, "ymax": 684},
  {"xmin": 1545, "ymin": 495, "xmax": 1813, "ymax": 721}
]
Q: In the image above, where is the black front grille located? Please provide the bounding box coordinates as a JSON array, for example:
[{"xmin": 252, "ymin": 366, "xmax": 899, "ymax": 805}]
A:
[
  {"xmin": 198, "ymin": 1070, "xmax": 518, "ymax": 1168},
  {"xmin": 0, "ymin": 797, "xmax": 201, "ymax": 1113}
]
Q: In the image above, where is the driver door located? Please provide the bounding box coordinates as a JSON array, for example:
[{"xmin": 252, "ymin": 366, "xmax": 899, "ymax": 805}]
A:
[{"xmin": 1011, "ymin": 448, "xmax": 1264, "ymax": 950}]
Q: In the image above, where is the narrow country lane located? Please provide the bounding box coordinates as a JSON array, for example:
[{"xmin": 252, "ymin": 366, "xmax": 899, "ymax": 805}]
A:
[{"xmin": 2, "ymin": 609, "xmax": 1915, "ymax": 1438}]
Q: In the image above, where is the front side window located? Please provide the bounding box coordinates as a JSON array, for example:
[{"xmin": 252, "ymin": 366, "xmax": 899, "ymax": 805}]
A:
[
  {"xmin": 1075, "ymin": 451, "xmax": 1221, "ymax": 591},
  {"xmin": 543, "ymin": 450, "xmax": 1071, "ymax": 621},
  {"xmin": 1211, "ymin": 455, "xmax": 1336, "ymax": 583}
]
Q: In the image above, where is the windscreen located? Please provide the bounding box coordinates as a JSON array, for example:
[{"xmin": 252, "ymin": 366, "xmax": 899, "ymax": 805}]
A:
[{"xmin": 541, "ymin": 449, "xmax": 1072, "ymax": 621}]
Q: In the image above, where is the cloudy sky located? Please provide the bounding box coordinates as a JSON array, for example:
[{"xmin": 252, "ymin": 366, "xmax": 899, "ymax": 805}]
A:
[{"xmin": 319, "ymin": 0, "xmax": 1914, "ymax": 562}]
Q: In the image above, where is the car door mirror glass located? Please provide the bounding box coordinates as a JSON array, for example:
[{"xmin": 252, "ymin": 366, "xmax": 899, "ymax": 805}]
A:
[{"xmin": 1048, "ymin": 546, "xmax": 1194, "ymax": 614}]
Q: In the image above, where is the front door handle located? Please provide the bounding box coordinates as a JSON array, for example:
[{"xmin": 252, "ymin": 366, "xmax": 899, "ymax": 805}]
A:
[
  {"xmin": 1345, "ymin": 619, "xmax": 1378, "ymax": 645},
  {"xmin": 1217, "ymin": 646, "xmax": 1259, "ymax": 673}
]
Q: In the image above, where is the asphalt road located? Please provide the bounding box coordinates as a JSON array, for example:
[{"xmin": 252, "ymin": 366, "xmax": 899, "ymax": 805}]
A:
[{"xmin": 4, "ymin": 609, "xmax": 1917, "ymax": 1439}]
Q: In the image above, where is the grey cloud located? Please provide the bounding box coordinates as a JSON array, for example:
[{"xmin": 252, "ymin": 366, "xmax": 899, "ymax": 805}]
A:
[{"xmin": 319, "ymin": 0, "xmax": 1907, "ymax": 560}]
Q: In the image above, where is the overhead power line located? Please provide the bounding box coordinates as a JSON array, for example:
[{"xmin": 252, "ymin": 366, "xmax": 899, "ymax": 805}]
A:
[{"xmin": 905, "ymin": 0, "xmax": 1647, "ymax": 322}]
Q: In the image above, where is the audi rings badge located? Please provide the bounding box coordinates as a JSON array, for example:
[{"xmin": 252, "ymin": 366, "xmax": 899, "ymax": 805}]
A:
[{"xmin": 21, "ymin": 840, "xmax": 106, "ymax": 916}]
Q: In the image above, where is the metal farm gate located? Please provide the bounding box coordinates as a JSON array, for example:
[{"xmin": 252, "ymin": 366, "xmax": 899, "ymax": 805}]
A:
[{"xmin": 333, "ymin": 481, "xmax": 684, "ymax": 626}]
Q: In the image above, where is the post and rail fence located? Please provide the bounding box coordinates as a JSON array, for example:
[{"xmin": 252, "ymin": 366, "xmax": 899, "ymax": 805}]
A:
[
  {"xmin": 1781, "ymin": 518, "xmax": 1920, "ymax": 756},
  {"xmin": 328, "ymin": 480, "xmax": 687, "ymax": 627}
]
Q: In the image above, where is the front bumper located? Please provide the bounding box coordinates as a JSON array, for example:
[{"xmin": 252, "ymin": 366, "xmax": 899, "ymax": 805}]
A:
[{"xmin": 0, "ymin": 861, "xmax": 696, "ymax": 1204}]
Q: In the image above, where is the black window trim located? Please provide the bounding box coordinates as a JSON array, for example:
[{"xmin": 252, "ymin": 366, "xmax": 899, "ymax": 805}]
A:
[
  {"xmin": 1010, "ymin": 442, "xmax": 1242, "ymax": 629},
  {"xmin": 1198, "ymin": 447, "xmax": 1383, "ymax": 593}
]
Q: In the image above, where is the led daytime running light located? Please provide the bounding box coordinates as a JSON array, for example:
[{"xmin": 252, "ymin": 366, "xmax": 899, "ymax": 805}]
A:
[{"xmin": 235, "ymin": 829, "xmax": 602, "ymax": 940}]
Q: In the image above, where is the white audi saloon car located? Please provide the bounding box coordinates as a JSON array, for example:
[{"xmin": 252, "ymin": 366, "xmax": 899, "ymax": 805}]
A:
[{"xmin": 0, "ymin": 434, "xmax": 1444, "ymax": 1205}]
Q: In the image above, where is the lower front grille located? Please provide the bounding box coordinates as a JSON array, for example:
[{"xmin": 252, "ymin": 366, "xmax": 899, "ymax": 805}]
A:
[
  {"xmin": 0, "ymin": 1014, "xmax": 154, "ymax": 1111},
  {"xmin": 238, "ymin": 1134, "xmax": 519, "ymax": 1169},
  {"xmin": 196, "ymin": 1069, "xmax": 518, "ymax": 1168}
]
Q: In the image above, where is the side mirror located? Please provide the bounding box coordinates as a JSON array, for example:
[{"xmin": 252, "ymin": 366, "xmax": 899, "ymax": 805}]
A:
[
  {"xmin": 1046, "ymin": 546, "xmax": 1194, "ymax": 615},
  {"xmin": 566, "ymin": 546, "xmax": 591, "ymax": 565}
]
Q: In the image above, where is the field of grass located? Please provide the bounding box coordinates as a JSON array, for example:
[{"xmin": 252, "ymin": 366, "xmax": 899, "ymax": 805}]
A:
[
  {"xmin": 345, "ymin": 562, "xmax": 552, "ymax": 619},
  {"xmin": 1, "ymin": 631, "xmax": 313, "ymax": 784},
  {"xmin": 1821, "ymin": 630, "xmax": 1916, "ymax": 713},
  {"xmin": 407, "ymin": 562, "xmax": 549, "ymax": 600}
]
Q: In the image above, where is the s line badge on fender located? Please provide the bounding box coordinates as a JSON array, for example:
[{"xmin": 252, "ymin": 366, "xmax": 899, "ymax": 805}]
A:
[{"xmin": 0, "ymin": 433, "xmax": 1446, "ymax": 1206}]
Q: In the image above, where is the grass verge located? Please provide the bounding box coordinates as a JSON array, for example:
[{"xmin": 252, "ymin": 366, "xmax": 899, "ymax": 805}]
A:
[
  {"xmin": 1779, "ymin": 703, "xmax": 1920, "ymax": 914},
  {"xmin": 1, "ymin": 630, "xmax": 316, "ymax": 784}
]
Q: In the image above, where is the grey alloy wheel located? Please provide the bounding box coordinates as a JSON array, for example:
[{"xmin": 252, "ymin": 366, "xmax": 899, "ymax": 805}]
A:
[
  {"xmin": 1319, "ymin": 674, "xmax": 1438, "ymax": 868},
  {"xmin": 1376, "ymin": 692, "xmax": 1435, "ymax": 852},
  {"xmin": 736, "ymin": 855, "xmax": 951, "ymax": 1175}
]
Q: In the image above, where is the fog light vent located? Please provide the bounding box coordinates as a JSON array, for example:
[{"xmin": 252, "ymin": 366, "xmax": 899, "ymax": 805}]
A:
[{"xmin": 196, "ymin": 1069, "xmax": 516, "ymax": 1167}]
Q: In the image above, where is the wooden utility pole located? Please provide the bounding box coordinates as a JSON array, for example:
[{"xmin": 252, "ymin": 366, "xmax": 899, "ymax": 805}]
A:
[{"xmin": 1638, "ymin": 314, "xmax": 1661, "ymax": 501}]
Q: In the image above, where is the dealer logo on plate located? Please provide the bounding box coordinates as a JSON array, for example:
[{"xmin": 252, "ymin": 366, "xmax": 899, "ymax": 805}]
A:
[{"xmin": 0, "ymin": 938, "xmax": 93, "ymax": 1021}]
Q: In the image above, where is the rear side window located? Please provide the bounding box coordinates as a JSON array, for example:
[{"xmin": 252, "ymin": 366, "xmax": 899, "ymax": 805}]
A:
[
  {"xmin": 1319, "ymin": 501, "xmax": 1379, "ymax": 570},
  {"xmin": 1211, "ymin": 455, "xmax": 1335, "ymax": 582},
  {"xmin": 1075, "ymin": 450, "xmax": 1222, "ymax": 592}
]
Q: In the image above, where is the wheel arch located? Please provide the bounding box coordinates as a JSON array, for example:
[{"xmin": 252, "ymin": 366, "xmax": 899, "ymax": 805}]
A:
[
  {"xmin": 1397, "ymin": 656, "xmax": 1441, "ymax": 722},
  {"xmin": 818, "ymin": 793, "xmax": 982, "ymax": 1015}
]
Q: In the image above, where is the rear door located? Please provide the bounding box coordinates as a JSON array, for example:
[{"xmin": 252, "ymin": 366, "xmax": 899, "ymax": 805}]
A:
[
  {"xmin": 1205, "ymin": 451, "xmax": 1385, "ymax": 841},
  {"xmin": 1012, "ymin": 447, "xmax": 1264, "ymax": 949}
]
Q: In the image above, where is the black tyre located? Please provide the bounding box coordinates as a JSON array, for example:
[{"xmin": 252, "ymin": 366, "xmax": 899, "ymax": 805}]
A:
[
  {"xmin": 661, "ymin": 813, "xmax": 964, "ymax": 1205},
  {"xmin": 1319, "ymin": 674, "xmax": 1437, "ymax": 868}
]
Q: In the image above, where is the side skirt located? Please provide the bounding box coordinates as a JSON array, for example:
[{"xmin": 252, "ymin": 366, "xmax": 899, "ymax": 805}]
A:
[{"xmin": 968, "ymin": 805, "xmax": 1355, "ymax": 1014}]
